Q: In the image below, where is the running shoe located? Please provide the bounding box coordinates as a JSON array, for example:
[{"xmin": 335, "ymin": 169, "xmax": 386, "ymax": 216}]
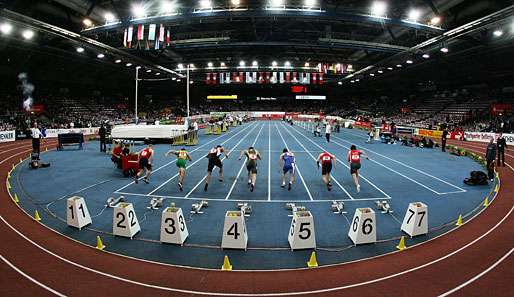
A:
[
  {"xmin": 356, "ymin": 184, "xmax": 361, "ymax": 193},
  {"xmin": 250, "ymin": 184, "xmax": 254, "ymax": 192},
  {"xmin": 288, "ymin": 182, "xmax": 292, "ymax": 191},
  {"xmin": 143, "ymin": 178, "xmax": 149, "ymax": 184},
  {"xmin": 204, "ymin": 183, "xmax": 208, "ymax": 191},
  {"xmin": 178, "ymin": 182, "xmax": 183, "ymax": 191},
  {"xmin": 134, "ymin": 177, "xmax": 138, "ymax": 184},
  {"xmin": 281, "ymin": 182, "xmax": 286, "ymax": 188}
]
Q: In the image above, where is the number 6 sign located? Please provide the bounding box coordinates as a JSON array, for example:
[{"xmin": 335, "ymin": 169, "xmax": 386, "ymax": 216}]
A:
[
  {"xmin": 112, "ymin": 202, "xmax": 140, "ymax": 239},
  {"xmin": 348, "ymin": 208, "xmax": 376, "ymax": 245},
  {"xmin": 401, "ymin": 202, "xmax": 428, "ymax": 237}
]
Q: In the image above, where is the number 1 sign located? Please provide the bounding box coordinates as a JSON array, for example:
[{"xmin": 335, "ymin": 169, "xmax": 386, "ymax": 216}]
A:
[{"xmin": 66, "ymin": 196, "xmax": 92, "ymax": 229}]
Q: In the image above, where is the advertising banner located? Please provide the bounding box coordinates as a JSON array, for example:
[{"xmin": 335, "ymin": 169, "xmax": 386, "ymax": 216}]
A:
[
  {"xmin": 44, "ymin": 128, "xmax": 99, "ymax": 138},
  {"xmin": 0, "ymin": 130, "xmax": 15, "ymax": 143},
  {"xmin": 416, "ymin": 129, "xmax": 443, "ymax": 138},
  {"xmin": 464, "ymin": 131, "xmax": 514, "ymax": 145}
]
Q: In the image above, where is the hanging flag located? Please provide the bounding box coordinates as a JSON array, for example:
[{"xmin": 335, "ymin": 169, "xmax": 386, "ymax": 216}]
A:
[
  {"xmin": 271, "ymin": 72, "xmax": 277, "ymax": 84},
  {"xmin": 312, "ymin": 73, "xmax": 317, "ymax": 84},
  {"xmin": 137, "ymin": 24, "xmax": 144, "ymax": 40},
  {"xmin": 279, "ymin": 72, "xmax": 285, "ymax": 83},
  {"xmin": 303, "ymin": 73, "xmax": 311, "ymax": 84},
  {"xmin": 159, "ymin": 25, "xmax": 165, "ymax": 42},
  {"xmin": 127, "ymin": 25, "xmax": 133, "ymax": 48},
  {"xmin": 219, "ymin": 73, "xmax": 225, "ymax": 84},
  {"xmin": 148, "ymin": 24, "xmax": 156, "ymax": 41},
  {"xmin": 154, "ymin": 28, "xmax": 160, "ymax": 50},
  {"xmin": 245, "ymin": 72, "xmax": 252, "ymax": 83},
  {"xmin": 206, "ymin": 73, "xmax": 211, "ymax": 84},
  {"xmin": 285, "ymin": 72, "xmax": 291, "ymax": 83},
  {"xmin": 319, "ymin": 73, "xmax": 324, "ymax": 85},
  {"xmin": 212, "ymin": 72, "xmax": 218, "ymax": 84},
  {"xmin": 166, "ymin": 29, "xmax": 171, "ymax": 46},
  {"xmin": 292, "ymin": 72, "xmax": 298, "ymax": 83},
  {"xmin": 123, "ymin": 28, "xmax": 127, "ymax": 47},
  {"xmin": 239, "ymin": 72, "xmax": 244, "ymax": 83}
]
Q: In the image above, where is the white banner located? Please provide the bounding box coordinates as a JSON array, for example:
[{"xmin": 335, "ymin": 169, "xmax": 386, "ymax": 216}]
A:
[
  {"xmin": 0, "ymin": 130, "xmax": 15, "ymax": 143},
  {"xmin": 44, "ymin": 128, "xmax": 99, "ymax": 138},
  {"xmin": 464, "ymin": 131, "xmax": 514, "ymax": 145},
  {"xmin": 296, "ymin": 95, "xmax": 326, "ymax": 100}
]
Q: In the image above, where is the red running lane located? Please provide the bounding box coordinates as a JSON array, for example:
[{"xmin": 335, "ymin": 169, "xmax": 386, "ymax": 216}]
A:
[{"xmin": 0, "ymin": 140, "xmax": 512, "ymax": 296}]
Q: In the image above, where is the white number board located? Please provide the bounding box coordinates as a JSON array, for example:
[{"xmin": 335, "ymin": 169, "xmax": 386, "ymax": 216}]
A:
[
  {"xmin": 288, "ymin": 210, "xmax": 316, "ymax": 250},
  {"xmin": 348, "ymin": 208, "xmax": 376, "ymax": 245},
  {"xmin": 160, "ymin": 207, "xmax": 189, "ymax": 245},
  {"xmin": 401, "ymin": 202, "xmax": 428, "ymax": 237},
  {"xmin": 66, "ymin": 196, "xmax": 92, "ymax": 229},
  {"xmin": 221, "ymin": 211, "xmax": 248, "ymax": 250},
  {"xmin": 112, "ymin": 202, "xmax": 140, "ymax": 239}
]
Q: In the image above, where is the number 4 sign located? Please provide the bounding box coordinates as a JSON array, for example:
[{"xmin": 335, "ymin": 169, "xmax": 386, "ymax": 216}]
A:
[
  {"xmin": 112, "ymin": 202, "xmax": 140, "ymax": 239},
  {"xmin": 401, "ymin": 202, "xmax": 428, "ymax": 237},
  {"xmin": 222, "ymin": 211, "xmax": 248, "ymax": 250},
  {"xmin": 348, "ymin": 208, "xmax": 376, "ymax": 245},
  {"xmin": 160, "ymin": 206, "xmax": 188, "ymax": 245},
  {"xmin": 288, "ymin": 210, "xmax": 316, "ymax": 250},
  {"xmin": 66, "ymin": 196, "xmax": 92, "ymax": 229}
]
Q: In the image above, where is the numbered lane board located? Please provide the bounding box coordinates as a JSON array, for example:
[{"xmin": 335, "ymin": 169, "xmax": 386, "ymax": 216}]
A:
[
  {"xmin": 288, "ymin": 210, "xmax": 316, "ymax": 250},
  {"xmin": 112, "ymin": 202, "xmax": 140, "ymax": 239},
  {"xmin": 401, "ymin": 202, "xmax": 428, "ymax": 237},
  {"xmin": 66, "ymin": 196, "xmax": 92, "ymax": 229},
  {"xmin": 221, "ymin": 210, "xmax": 248, "ymax": 250},
  {"xmin": 348, "ymin": 208, "xmax": 376, "ymax": 245},
  {"xmin": 160, "ymin": 207, "xmax": 189, "ymax": 245}
]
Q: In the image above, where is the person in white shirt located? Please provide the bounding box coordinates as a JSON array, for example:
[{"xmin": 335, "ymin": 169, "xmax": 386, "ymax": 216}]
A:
[
  {"xmin": 31, "ymin": 123, "xmax": 43, "ymax": 155},
  {"xmin": 325, "ymin": 122, "xmax": 332, "ymax": 143}
]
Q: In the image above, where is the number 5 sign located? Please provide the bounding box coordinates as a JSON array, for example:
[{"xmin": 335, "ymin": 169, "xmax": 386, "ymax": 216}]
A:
[
  {"xmin": 66, "ymin": 196, "xmax": 92, "ymax": 229},
  {"xmin": 288, "ymin": 210, "xmax": 316, "ymax": 250},
  {"xmin": 401, "ymin": 202, "xmax": 428, "ymax": 237},
  {"xmin": 348, "ymin": 208, "xmax": 376, "ymax": 245},
  {"xmin": 112, "ymin": 202, "xmax": 140, "ymax": 239},
  {"xmin": 160, "ymin": 206, "xmax": 188, "ymax": 245}
]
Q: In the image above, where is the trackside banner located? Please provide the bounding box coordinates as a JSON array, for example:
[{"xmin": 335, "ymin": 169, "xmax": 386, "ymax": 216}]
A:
[
  {"xmin": 44, "ymin": 128, "xmax": 99, "ymax": 138},
  {"xmin": 416, "ymin": 128, "xmax": 443, "ymax": 138},
  {"xmin": 0, "ymin": 130, "xmax": 15, "ymax": 143},
  {"xmin": 464, "ymin": 131, "xmax": 514, "ymax": 145}
]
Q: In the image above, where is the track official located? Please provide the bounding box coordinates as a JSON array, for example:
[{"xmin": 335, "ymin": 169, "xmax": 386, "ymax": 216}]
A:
[{"xmin": 31, "ymin": 122, "xmax": 43, "ymax": 155}]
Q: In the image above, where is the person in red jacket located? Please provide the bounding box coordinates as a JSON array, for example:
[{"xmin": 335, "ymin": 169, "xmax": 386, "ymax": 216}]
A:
[
  {"xmin": 317, "ymin": 151, "xmax": 336, "ymax": 191},
  {"xmin": 111, "ymin": 141, "xmax": 123, "ymax": 168},
  {"xmin": 135, "ymin": 144, "xmax": 154, "ymax": 184},
  {"xmin": 347, "ymin": 145, "xmax": 369, "ymax": 193}
]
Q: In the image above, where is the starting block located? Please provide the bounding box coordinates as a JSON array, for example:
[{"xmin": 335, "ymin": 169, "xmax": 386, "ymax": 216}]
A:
[
  {"xmin": 375, "ymin": 200, "xmax": 393, "ymax": 214},
  {"xmin": 401, "ymin": 202, "xmax": 428, "ymax": 237},
  {"xmin": 160, "ymin": 205, "xmax": 189, "ymax": 245},
  {"xmin": 236, "ymin": 203, "xmax": 252, "ymax": 217},
  {"xmin": 191, "ymin": 200, "xmax": 209, "ymax": 214},
  {"xmin": 66, "ymin": 196, "xmax": 92, "ymax": 230},
  {"xmin": 222, "ymin": 210, "xmax": 248, "ymax": 250},
  {"xmin": 105, "ymin": 196, "xmax": 125, "ymax": 208},
  {"xmin": 112, "ymin": 202, "xmax": 140, "ymax": 239},
  {"xmin": 348, "ymin": 208, "xmax": 376, "ymax": 245},
  {"xmin": 285, "ymin": 203, "xmax": 306, "ymax": 217},
  {"xmin": 288, "ymin": 210, "xmax": 316, "ymax": 250},
  {"xmin": 330, "ymin": 201, "xmax": 346, "ymax": 214},
  {"xmin": 147, "ymin": 197, "xmax": 164, "ymax": 210}
]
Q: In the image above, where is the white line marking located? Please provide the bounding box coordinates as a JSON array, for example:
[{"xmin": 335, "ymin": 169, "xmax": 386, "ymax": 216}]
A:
[
  {"xmin": 140, "ymin": 122, "xmax": 257, "ymax": 195},
  {"xmin": 337, "ymin": 130, "xmax": 467, "ymax": 192},
  {"xmin": 438, "ymin": 247, "xmax": 514, "ymax": 297},
  {"xmin": 268, "ymin": 122, "xmax": 271, "ymax": 201},
  {"xmin": 275, "ymin": 123, "xmax": 314, "ymax": 201},
  {"xmin": 282, "ymin": 122, "xmax": 354, "ymax": 199},
  {"xmin": 289, "ymin": 123, "xmax": 390, "ymax": 199},
  {"xmin": 0, "ymin": 255, "xmax": 67, "ymax": 297},
  {"xmin": 225, "ymin": 124, "xmax": 264, "ymax": 200},
  {"xmin": 183, "ymin": 123, "xmax": 259, "ymax": 198}
]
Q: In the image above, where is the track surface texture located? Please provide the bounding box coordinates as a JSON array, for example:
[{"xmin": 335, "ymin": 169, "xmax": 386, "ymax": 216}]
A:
[{"xmin": 0, "ymin": 136, "xmax": 513, "ymax": 296}]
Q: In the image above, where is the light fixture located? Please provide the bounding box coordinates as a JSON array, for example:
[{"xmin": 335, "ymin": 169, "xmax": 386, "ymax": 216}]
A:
[
  {"xmin": 396, "ymin": 64, "xmax": 402, "ymax": 67},
  {"xmin": 0, "ymin": 23, "xmax": 12, "ymax": 34},
  {"xmin": 430, "ymin": 16, "xmax": 441, "ymax": 25},
  {"xmin": 199, "ymin": 0, "xmax": 212, "ymax": 8},
  {"xmin": 377, "ymin": 70, "xmax": 383, "ymax": 73},
  {"xmin": 252, "ymin": 61, "xmax": 258, "ymax": 67},
  {"xmin": 156, "ymin": 72, "xmax": 161, "ymax": 76},
  {"xmin": 177, "ymin": 79, "xmax": 181, "ymax": 82},
  {"xmin": 161, "ymin": 1, "xmax": 175, "ymax": 13},
  {"xmin": 132, "ymin": 4, "xmax": 147, "ymax": 18},
  {"xmin": 422, "ymin": 53, "xmax": 430, "ymax": 59},
  {"xmin": 370, "ymin": 73, "xmax": 375, "ymax": 76},
  {"xmin": 177, "ymin": 63, "xmax": 184, "ymax": 69},
  {"xmin": 76, "ymin": 47, "xmax": 84, "ymax": 53},
  {"xmin": 231, "ymin": 0, "xmax": 241, "ymax": 5},
  {"xmin": 355, "ymin": 79, "xmax": 360, "ymax": 82},
  {"xmin": 270, "ymin": 0, "xmax": 284, "ymax": 6},
  {"xmin": 350, "ymin": 80, "xmax": 354, "ymax": 83},
  {"xmin": 387, "ymin": 67, "xmax": 393, "ymax": 70},
  {"xmin": 493, "ymin": 30, "xmax": 503, "ymax": 37},
  {"xmin": 347, "ymin": 64, "xmax": 353, "ymax": 69},
  {"xmin": 272, "ymin": 61, "xmax": 278, "ymax": 67},
  {"xmin": 370, "ymin": 1, "xmax": 387, "ymax": 17},
  {"xmin": 220, "ymin": 62, "xmax": 226, "ymax": 67},
  {"xmin": 115, "ymin": 59, "xmax": 122, "ymax": 63},
  {"xmin": 207, "ymin": 62, "xmax": 213, "ymax": 67},
  {"xmin": 440, "ymin": 47, "xmax": 448, "ymax": 53},
  {"xmin": 146, "ymin": 69, "xmax": 152, "ymax": 73},
  {"xmin": 408, "ymin": 9, "xmax": 421, "ymax": 22},
  {"xmin": 172, "ymin": 77, "xmax": 177, "ymax": 80},
  {"xmin": 190, "ymin": 81, "xmax": 194, "ymax": 84},
  {"xmin": 97, "ymin": 53, "xmax": 105, "ymax": 58},
  {"xmin": 284, "ymin": 61, "xmax": 291, "ymax": 67},
  {"xmin": 304, "ymin": 62, "xmax": 310, "ymax": 67},
  {"xmin": 338, "ymin": 81, "xmax": 343, "ymax": 85},
  {"xmin": 304, "ymin": 0, "xmax": 316, "ymax": 6},
  {"xmin": 239, "ymin": 60, "xmax": 246, "ymax": 67},
  {"xmin": 126, "ymin": 63, "xmax": 133, "ymax": 67},
  {"xmin": 104, "ymin": 12, "xmax": 116, "ymax": 22},
  {"xmin": 22, "ymin": 29, "xmax": 34, "ymax": 40},
  {"xmin": 83, "ymin": 18, "xmax": 93, "ymax": 27},
  {"xmin": 189, "ymin": 63, "xmax": 195, "ymax": 68},
  {"xmin": 406, "ymin": 60, "xmax": 413, "ymax": 64}
]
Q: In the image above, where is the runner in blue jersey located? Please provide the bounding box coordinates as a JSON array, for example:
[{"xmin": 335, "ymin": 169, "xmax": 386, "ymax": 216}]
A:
[{"xmin": 279, "ymin": 148, "xmax": 296, "ymax": 191}]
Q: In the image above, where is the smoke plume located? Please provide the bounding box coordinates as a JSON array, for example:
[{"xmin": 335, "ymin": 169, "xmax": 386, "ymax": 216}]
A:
[{"xmin": 18, "ymin": 72, "xmax": 35, "ymax": 111}]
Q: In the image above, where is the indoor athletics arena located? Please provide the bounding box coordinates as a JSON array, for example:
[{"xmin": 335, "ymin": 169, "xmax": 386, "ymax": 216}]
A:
[{"xmin": 1, "ymin": 1, "xmax": 513, "ymax": 296}]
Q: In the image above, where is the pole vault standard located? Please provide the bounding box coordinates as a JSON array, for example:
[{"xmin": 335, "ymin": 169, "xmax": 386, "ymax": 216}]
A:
[
  {"xmin": 186, "ymin": 64, "xmax": 190, "ymax": 119},
  {"xmin": 135, "ymin": 66, "xmax": 141, "ymax": 124}
]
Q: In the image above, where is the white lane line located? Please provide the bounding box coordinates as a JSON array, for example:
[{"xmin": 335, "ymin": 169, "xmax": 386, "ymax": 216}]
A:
[
  {"xmin": 137, "ymin": 122, "xmax": 257, "ymax": 195},
  {"xmin": 438, "ymin": 247, "xmax": 514, "ymax": 297},
  {"xmin": 275, "ymin": 123, "xmax": 314, "ymax": 201},
  {"xmin": 183, "ymin": 123, "xmax": 259, "ymax": 198},
  {"xmin": 225, "ymin": 124, "xmax": 264, "ymax": 200},
  {"xmin": 289, "ymin": 123, "xmax": 390, "ymax": 199},
  {"xmin": 0, "ymin": 255, "xmax": 67, "ymax": 297},
  {"xmin": 1, "ymin": 195, "xmax": 510, "ymax": 296},
  {"xmin": 332, "ymin": 132, "xmax": 466, "ymax": 193},
  {"xmin": 268, "ymin": 122, "xmax": 271, "ymax": 201},
  {"xmin": 282, "ymin": 123, "xmax": 354, "ymax": 200}
]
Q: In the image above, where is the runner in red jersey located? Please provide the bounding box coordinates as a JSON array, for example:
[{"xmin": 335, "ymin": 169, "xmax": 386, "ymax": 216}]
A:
[
  {"xmin": 347, "ymin": 144, "xmax": 369, "ymax": 193},
  {"xmin": 135, "ymin": 144, "xmax": 154, "ymax": 184},
  {"xmin": 317, "ymin": 151, "xmax": 336, "ymax": 191}
]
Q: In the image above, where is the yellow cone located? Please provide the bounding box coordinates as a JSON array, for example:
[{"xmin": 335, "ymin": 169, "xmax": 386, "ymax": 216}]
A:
[
  {"xmin": 396, "ymin": 236, "xmax": 407, "ymax": 251},
  {"xmin": 13, "ymin": 193, "xmax": 19, "ymax": 203},
  {"xmin": 12, "ymin": 164, "xmax": 15, "ymax": 171},
  {"xmin": 7, "ymin": 180, "xmax": 11, "ymax": 190},
  {"xmin": 96, "ymin": 236, "xmax": 106, "ymax": 250},
  {"xmin": 307, "ymin": 251, "xmax": 319, "ymax": 268},
  {"xmin": 7, "ymin": 171, "xmax": 11, "ymax": 179},
  {"xmin": 483, "ymin": 197, "xmax": 490, "ymax": 207},
  {"xmin": 494, "ymin": 184, "xmax": 500, "ymax": 193},
  {"xmin": 45, "ymin": 147, "xmax": 48, "ymax": 152},
  {"xmin": 34, "ymin": 210, "xmax": 41, "ymax": 221},
  {"xmin": 19, "ymin": 158, "xmax": 22, "ymax": 163},
  {"xmin": 456, "ymin": 214, "xmax": 463, "ymax": 226},
  {"xmin": 221, "ymin": 255, "xmax": 232, "ymax": 271}
]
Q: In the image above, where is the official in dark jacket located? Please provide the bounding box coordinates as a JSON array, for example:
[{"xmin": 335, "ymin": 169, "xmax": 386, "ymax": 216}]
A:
[
  {"xmin": 486, "ymin": 139, "xmax": 497, "ymax": 181},
  {"xmin": 99, "ymin": 124, "xmax": 107, "ymax": 152},
  {"xmin": 497, "ymin": 135, "xmax": 507, "ymax": 167}
]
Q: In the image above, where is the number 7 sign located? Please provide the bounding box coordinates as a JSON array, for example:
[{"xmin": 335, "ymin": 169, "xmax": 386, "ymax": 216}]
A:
[{"xmin": 401, "ymin": 202, "xmax": 428, "ymax": 237}]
